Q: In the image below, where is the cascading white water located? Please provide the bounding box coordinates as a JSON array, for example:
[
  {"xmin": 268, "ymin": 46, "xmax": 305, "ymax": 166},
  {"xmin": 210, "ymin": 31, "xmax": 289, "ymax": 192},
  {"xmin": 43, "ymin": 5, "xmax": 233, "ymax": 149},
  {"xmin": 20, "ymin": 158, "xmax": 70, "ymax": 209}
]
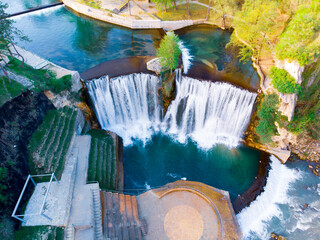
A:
[
  {"xmin": 86, "ymin": 73, "xmax": 162, "ymax": 145},
  {"xmin": 237, "ymin": 156, "xmax": 301, "ymax": 239},
  {"xmin": 163, "ymin": 70, "xmax": 257, "ymax": 148},
  {"xmin": 178, "ymin": 41, "xmax": 193, "ymax": 74},
  {"xmin": 86, "ymin": 71, "xmax": 257, "ymax": 148}
]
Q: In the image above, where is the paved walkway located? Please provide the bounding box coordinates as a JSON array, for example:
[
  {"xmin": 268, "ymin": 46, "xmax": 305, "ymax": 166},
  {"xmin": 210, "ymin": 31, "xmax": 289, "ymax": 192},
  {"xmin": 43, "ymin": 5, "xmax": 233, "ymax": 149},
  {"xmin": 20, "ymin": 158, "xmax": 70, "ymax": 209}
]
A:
[{"xmin": 67, "ymin": 135, "xmax": 100, "ymax": 240}]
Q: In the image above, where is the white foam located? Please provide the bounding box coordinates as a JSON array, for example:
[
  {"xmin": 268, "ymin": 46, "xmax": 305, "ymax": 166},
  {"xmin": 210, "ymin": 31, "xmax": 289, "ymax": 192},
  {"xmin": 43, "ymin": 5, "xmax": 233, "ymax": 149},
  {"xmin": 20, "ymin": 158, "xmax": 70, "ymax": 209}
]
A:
[
  {"xmin": 87, "ymin": 72, "xmax": 256, "ymax": 148},
  {"xmin": 178, "ymin": 41, "xmax": 193, "ymax": 74},
  {"xmin": 237, "ymin": 156, "xmax": 301, "ymax": 239}
]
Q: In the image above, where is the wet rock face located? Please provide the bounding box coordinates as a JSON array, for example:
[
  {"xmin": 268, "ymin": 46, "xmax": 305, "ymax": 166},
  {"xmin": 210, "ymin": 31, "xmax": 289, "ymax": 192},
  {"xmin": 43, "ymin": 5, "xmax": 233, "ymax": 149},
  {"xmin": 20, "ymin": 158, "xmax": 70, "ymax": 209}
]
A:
[{"xmin": 0, "ymin": 91, "xmax": 54, "ymax": 215}]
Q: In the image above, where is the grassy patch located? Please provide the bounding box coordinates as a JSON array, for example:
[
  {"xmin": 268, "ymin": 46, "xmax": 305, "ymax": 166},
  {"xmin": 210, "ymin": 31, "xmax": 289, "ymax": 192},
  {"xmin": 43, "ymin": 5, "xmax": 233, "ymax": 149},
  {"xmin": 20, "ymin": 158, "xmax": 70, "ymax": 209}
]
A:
[
  {"xmin": 28, "ymin": 107, "xmax": 77, "ymax": 179},
  {"xmin": 156, "ymin": 4, "xmax": 208, "ymax": 21},
  {"xmin": 6, "ymin": 57, "xmax": 71, "ymax": 93},
  {"xmin": 14, "ymin": 226, "xmax": 64, "ymax": 240},
  {"xmin": 0, "ymin": 76, "xmax": 25, "ymax": 106},
  {"xmin": 77, "ymin": 0, "xmax": 101, "ymax": 9},
  {"xmin": 87, "ymin": 129, "xmax": 115, "ymax": 190}
]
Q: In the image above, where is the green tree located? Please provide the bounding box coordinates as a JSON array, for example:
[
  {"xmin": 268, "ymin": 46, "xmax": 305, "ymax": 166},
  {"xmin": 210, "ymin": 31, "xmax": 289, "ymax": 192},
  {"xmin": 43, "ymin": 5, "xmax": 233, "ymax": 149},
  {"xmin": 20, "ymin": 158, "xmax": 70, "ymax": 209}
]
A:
[
  {"xmin": 230, "ymin": 0, "xmax": 280, "ymax": 62},
  {"xmin": 275, "ymin": 0, "xmax": 320, "ymax": 65},
  {"xmin": 157, "ymin": 32, "xmax": 182, "ymax": 72},
  {"xmin": 0, "ymin": 2, "xmax": 28, "ymax": 81},
  {"xmin": 269, "ymin": 67, "xmax": 300, "ymax": 94},
  {"xmin": 151, "ymin": 0, "xmax": 172, "ymax": 12},
  {"xmin": 256, "ymin": 93, "xmax": 280, "ymax": 144}
]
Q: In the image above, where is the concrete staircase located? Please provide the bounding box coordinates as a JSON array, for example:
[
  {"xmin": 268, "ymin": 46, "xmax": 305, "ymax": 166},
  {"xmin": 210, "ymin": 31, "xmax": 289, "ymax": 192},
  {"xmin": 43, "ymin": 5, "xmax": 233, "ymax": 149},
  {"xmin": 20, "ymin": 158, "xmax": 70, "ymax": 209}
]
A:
[
  {"xmin": 93, "ymin": 188, "xmax": 104, "ymax": 240},
  {"xmin": 100, "ymin": 191, "xmax": 147, "ymax": 240}
]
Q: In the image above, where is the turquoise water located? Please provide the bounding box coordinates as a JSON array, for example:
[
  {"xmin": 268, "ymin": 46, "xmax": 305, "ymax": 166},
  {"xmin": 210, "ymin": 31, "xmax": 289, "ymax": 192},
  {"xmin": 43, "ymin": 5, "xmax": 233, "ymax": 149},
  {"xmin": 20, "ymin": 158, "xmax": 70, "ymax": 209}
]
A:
[
  {"xmin": 2, "ymin": 0, "xmax": 59, "ymax": 14},
  {"xmin": 12, "ymin": 7, "xmax": 162, "ymax": 71},
  {"xmin": 123, "ymin": 133, "xmax": 260, "ymax": 200},
  {"xmin": 178, "ymin": 26, "xmax": 260, "ymax": 89}
]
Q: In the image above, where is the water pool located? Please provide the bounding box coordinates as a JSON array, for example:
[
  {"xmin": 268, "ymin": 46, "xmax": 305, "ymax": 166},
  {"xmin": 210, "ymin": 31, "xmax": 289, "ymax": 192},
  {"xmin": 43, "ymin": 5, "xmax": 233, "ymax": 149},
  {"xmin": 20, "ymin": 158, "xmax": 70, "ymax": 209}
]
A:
[{"xmin": 123, "ymin": 133, "xmax": 260, "ymax": 201}]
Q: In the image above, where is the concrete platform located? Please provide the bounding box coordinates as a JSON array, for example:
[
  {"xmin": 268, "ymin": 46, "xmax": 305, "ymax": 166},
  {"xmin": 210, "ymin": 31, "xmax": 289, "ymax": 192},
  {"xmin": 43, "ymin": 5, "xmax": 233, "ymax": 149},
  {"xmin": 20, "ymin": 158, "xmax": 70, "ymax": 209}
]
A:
[{"xmin": 137, "ymin": 181, "xmax": 242, "ymax": 240}]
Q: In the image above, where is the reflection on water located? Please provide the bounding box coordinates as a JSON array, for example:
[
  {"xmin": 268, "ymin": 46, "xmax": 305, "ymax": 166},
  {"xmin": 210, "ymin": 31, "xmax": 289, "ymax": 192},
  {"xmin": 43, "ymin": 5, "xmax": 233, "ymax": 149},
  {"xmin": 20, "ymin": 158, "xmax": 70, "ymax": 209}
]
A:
[
  {"xmin": 12, "ymin": 7, "xmax": 162, "ymax": 71},
  {"xmin": 177, "ymin": 25, "xmax": 260, "ymax": 89},
  {"xmin": 2, "ymin": 0, "xmax": 59, "ymax": 14}
]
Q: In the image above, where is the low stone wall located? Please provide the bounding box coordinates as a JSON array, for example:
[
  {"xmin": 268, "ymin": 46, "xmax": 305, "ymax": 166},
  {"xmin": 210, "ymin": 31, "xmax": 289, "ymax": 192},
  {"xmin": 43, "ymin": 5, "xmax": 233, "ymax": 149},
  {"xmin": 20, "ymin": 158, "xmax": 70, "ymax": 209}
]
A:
[{"xmin": 63, "ymin": 0, "xmax": 199, "ymax": 30}]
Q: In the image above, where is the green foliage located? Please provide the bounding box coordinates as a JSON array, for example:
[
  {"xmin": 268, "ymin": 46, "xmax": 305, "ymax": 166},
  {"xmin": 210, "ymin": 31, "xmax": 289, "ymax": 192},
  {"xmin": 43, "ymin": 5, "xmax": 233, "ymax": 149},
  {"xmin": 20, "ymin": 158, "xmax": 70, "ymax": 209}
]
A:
[
  {"xmin": 0, "ymin": 3, "xmax": 28, "ymax": 52},
  {"xmin": 49, "ymin": 74, "xmax": 72, "ymax": 93},
  {"xmin": 269, "ymin": 66, "xmax": 300, "ymax": 94},
  {"xmin": 256, "ymin": 93, "xmax": 280, "ymax": 144},
  {"xmin": 14, "ymin": 226, "xmax": 64, "ymax": 240},
  {"xmin": 0, "ymin": 76, "xmax": 25, "ymax": 106},
  {"xmin": 0, "ymin": 167, "xmax": 8, "ymax": 204},
  {"xmin": 232, "ymin": 0, "xmax": 281, "ymax": 57},
  {"xmin": 275, "ymin": 0, "xmax": 320, "ymax": 65},
  {"xmin": 288, "ymin": 60, "xmax": 320, "ymax": 137},
  {"xmin": 7, "ymin": 57, "xmax": 72, "ymax": 93},
  {"xmin": 0, "ymin": 216, "xmax": 14, "ymax": 240},
  {"xmin": 78, "ymin": 0, "xmax": 101, "ymax": 9},
  {"xmin": 156, "ymin": 3, "xmax": 209, "ymax": 21},
  {"xmin": 28, "ymin": 107, "xmax": 77, "ymax": 179},
  {"xmin": 157, "ymin": 32, "xmax": 182, "ymax": 72},
  {"xmin": 151, "ymin": 0, "xmax": 172, "ymax": 11}
]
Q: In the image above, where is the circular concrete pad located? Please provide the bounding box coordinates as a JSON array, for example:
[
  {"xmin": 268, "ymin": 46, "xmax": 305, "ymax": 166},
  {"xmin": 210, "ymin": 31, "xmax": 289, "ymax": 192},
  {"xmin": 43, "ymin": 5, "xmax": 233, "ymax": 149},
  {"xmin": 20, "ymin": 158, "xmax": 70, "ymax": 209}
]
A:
[{"xmin": 164, "ymin": 205, "xmax": 203, "ymax": 240}]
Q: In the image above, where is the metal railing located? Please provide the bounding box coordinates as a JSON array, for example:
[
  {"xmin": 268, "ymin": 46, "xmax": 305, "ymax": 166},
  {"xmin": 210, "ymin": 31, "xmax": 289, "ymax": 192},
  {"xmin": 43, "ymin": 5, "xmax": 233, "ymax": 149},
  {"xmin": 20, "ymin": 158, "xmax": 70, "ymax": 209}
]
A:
[{"xmin": 11, "ymin": 173, "xmax": 59, "ymax": 222}]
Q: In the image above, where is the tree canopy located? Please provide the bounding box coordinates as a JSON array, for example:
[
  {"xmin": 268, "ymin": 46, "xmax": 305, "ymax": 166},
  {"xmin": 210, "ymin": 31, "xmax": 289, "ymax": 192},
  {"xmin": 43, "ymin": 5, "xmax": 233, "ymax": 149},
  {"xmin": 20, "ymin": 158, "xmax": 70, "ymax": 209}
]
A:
[
  {"xmin": 157, "ymin": 32, "xmax": 182, "ymax": 72},
  {"xmin": 275, "ymin": 0, "xmax": 320, "ymax": 65}
]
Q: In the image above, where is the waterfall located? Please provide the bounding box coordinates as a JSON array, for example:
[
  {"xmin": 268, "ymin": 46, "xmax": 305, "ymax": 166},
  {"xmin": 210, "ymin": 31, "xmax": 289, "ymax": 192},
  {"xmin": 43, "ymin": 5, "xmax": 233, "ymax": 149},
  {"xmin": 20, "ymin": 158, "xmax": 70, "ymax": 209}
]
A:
[
  {"xmin": 86, "ymin": 72, "xmax": 256, "ymax": 148},
  {"xmin": 86, "ymin": 73, "xmax": 162, "ymax": 145},
  {"xmin": 163, "ymin": 71, "xmax": 257, "ymax": 148},
  {"xmin": 237, "ymin": 156, "xmax": 301, "ymax": 239},
  {"xmin": 178, "ymin": 41, "xmax": 193, "ymax": 74}
]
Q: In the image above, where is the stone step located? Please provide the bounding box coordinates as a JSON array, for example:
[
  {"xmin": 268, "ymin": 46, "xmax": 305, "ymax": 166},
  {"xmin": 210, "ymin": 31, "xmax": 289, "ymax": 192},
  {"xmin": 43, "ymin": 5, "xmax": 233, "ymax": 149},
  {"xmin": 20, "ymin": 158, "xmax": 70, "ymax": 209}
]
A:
[
  {"xmin": 125, "ymin": 194, "xmax": 136, "ymax": 239},
  {"xmin": 118, "ymin": 194, "xmax": 129, "ymax": 240},
  {"xmin": 101, "ymin": 192, "xmax": 144, "ymax": 240}
]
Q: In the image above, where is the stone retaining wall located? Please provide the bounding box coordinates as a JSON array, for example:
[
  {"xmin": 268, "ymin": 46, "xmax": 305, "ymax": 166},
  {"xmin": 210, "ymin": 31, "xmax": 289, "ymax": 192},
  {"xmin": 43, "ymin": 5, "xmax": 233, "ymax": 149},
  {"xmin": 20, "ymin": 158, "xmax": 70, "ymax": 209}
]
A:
[{"xmin": 63, "ymin": 0, "xmax": 197, "ymax": 30}]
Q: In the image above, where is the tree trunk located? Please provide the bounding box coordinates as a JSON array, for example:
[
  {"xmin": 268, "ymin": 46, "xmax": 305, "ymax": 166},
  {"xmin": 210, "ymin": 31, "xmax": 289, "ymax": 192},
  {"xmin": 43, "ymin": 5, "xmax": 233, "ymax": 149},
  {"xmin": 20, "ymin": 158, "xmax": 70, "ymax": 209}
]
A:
[
  {"xmin": 173, "ymin": 0, "xmax": 177, "ymax": 10},
  {"xmin": 187, "ymin": 0, "xmax": 190, "ymax": 16},
  {"xmin": 9, "ymin": 40, "xmax": 25, "ymax": 68},
  {"xmin": 128, "ymin": 0, "xmax": 131, "ymax": 16},
  {"xmin": 206, "ymin": 0, "xmax": 211, "ymax": 21},
  {"xmin": 0, "ymin": 62, "xmax": 11, "ymax": 83}
]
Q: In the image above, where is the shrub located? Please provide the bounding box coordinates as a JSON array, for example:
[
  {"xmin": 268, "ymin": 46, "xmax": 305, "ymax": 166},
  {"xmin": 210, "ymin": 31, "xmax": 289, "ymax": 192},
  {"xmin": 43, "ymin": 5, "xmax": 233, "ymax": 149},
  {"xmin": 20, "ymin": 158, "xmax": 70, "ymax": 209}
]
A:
[
  {"xmin": 256, "ymin": 93, "xmax": 280, "ymax": 144},
  {"xmin": 49, "ymin": 75, "xmax": 72, "ymax": 93},
  {"xmin": 157, "ymin": 32, "xmax": 182, "ymax": 72},
  {"xmin": 269, "ymin": 67, "xmax": 300, "ymax": 94}
]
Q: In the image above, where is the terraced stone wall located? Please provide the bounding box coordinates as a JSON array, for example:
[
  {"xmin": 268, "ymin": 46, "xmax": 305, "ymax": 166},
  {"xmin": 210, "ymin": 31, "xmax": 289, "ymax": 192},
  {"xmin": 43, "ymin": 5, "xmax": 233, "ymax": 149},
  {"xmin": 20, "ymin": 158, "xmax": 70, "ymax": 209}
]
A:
[{"xmin": 27, "ymin": 107, "xmax": 77, "ymax": 179}]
